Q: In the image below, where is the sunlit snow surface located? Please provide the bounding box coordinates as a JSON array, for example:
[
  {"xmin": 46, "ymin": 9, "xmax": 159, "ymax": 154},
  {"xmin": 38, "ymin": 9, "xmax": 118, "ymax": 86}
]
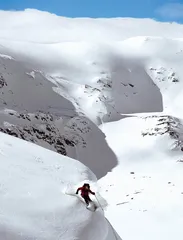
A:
[
  {"xmin": 0, "ymin": 9, "xmax": 183, "ymax": 240},
  {"xmin": 99, "ymin": 116, "xmax": 183, "ymax": 240}
]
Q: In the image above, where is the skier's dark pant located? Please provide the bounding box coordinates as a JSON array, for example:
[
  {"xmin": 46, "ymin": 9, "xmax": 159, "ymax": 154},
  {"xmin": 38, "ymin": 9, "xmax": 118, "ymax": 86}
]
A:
[{"xmin": 83, "ymin": 195, "xmax": 92, "ymax": 205}]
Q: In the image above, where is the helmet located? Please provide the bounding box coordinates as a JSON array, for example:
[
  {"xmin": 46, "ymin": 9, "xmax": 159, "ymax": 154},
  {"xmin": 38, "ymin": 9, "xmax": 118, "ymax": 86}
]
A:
[{"xmin": 83, "ymin": 183, "xmax": 90, "ymax": 188}]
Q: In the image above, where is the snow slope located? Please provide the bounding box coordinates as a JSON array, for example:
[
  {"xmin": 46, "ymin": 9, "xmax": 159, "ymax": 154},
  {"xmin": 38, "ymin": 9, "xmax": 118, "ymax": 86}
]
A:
[
  {"xmin": 99, "ymin": 114, "xmax": 183, "ymax": 240},
  {"xmin": 0, "ymin": 131, "xmax": 111, "ymax": 240},
  {"xmin": 1, "ymin": 8, "xmax": 183, "ymax": 240}
]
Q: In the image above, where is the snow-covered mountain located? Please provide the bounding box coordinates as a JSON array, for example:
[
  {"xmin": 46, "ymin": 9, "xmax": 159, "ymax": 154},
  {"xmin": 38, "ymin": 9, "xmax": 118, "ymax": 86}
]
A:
[{"xmin": 0, "ymin": 8, "xmax": 183, "ymax": 240}]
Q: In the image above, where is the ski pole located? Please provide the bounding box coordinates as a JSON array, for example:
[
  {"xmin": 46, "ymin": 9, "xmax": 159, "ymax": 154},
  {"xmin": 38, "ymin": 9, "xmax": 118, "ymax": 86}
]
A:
[{"xmin": 95, "ymin": 195, "xmax": 104, "ymax": 211}]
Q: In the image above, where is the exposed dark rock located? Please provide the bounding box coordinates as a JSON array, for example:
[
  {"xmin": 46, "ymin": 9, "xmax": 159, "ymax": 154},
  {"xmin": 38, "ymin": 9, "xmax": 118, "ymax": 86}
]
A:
[
  {"xmin": 0, "ymin": 75, "xmax": 7, "ymax": 88},
  {"xmin": 141, "ymin": 115, "xmax": 183, "ymax": 151}
]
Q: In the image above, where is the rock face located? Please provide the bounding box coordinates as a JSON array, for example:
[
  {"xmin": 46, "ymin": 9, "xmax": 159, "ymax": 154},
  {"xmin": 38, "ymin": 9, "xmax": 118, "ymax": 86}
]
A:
[
  {"xmin": 0, "ymin": 56, "xmax": 90, "ymax": 157},
  {"xmin": 0, "ymin": 108, "xmax": 96, "ymax": 156},
  {"xmin": 141, "ymin": 115, "xmax": 183, "ymax": 151},
  {"xmin": 0, "ymin": 111, "xmax": 71, "ymax": 155}
]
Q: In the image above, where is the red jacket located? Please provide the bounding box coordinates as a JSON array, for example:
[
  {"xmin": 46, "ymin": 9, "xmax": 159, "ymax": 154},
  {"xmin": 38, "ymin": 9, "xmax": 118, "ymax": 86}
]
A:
[{"xmin": 76, "ymin": 187, "xmax": 95, "ymax": 197}]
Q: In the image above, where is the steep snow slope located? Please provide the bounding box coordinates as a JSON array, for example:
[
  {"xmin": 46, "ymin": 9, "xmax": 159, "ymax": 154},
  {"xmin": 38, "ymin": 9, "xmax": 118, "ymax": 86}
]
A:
[
  {"xmin": 99, "ymin": 115, "xmax": 183, "ymax": 240},
  {"xmin": 0, "ymin": 38, "xmax": 163, "ymax": 123},
  {"xmin": 0, "ymin": 54, "xmax": 79, "ymax": 155},
  {"xmin": 0, "ymin": 131, "xmax": 116, "ymax": 240}
]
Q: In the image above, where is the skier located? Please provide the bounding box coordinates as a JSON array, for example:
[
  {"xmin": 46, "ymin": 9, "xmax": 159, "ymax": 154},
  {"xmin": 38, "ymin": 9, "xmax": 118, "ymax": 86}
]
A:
[{"xmin": 76, "ymin": 183, "xmax": 95, "ymax": 206}]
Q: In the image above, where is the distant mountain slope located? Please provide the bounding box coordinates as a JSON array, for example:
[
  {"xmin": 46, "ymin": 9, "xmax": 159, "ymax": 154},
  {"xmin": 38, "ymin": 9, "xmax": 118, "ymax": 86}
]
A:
[{"xmin": 0, "ymin": 11, "xmax": 182, "ymax": 178}]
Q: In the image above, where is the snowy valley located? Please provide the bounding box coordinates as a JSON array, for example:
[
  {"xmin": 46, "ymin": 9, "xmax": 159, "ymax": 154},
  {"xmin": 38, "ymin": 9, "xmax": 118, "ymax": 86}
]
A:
[{"xmin": 0, "ymin": 8, "xmax": 183, "ymax": 240}]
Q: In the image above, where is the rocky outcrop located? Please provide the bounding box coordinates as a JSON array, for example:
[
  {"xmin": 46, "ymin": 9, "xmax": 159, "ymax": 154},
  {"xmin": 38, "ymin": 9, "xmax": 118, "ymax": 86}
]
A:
[{"xmin": 141, "ymin": 115, "xmax": 183, "ymax": 151}]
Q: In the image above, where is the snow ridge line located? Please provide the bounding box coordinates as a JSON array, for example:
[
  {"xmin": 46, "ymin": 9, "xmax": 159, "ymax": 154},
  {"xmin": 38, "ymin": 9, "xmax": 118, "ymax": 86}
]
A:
[{"xmin": 105, "ymin": 218, "xmax": 122, "ymax": 240}]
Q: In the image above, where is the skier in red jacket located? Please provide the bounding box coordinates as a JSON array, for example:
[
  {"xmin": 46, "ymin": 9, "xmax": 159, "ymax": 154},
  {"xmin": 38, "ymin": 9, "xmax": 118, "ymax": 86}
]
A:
[{"xmin": 76, "ymin": 183, "xmax": 95, "ymax": 205}]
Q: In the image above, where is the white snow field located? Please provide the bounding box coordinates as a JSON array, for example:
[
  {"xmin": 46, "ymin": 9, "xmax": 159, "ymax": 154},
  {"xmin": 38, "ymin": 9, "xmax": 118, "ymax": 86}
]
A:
[
  {"xmin": 0, "ymin": 131, "xmax": 112, "ymax": 240},
  {"xmin": 0, "ymin": 8, "xmax": 183, "ymax": 240},
  {"xmin": 99, "ymin": 115, "xmax": 183, "ymax": 240}
]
